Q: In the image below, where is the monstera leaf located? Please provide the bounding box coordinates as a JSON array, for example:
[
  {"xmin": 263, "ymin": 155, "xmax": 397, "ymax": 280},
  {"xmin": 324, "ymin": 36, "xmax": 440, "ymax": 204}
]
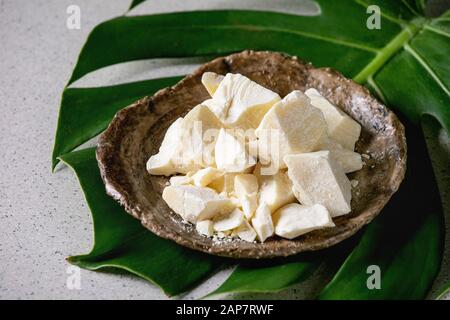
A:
[
  {"xmin": 52, "ymin": 77, "xmax": 181, "ymax": 170},
  {"xmin": 53, "ymin": 0, "xmax": 448, "ymax": 299},
  {"xmin": 59, "ymin": 148, "xmax": 223, "ymax": 296},
  {"xmin": 53, "ymin": 0, "xmax": 450, "ymax": 167},
  {"xmin": 317, "ymin": 123, "xmax": 444, "ymax": 300}
]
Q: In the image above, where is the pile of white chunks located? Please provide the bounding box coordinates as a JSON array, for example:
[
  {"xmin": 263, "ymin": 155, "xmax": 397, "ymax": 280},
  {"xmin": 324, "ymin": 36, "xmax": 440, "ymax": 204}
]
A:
[{"xmin": 147, "ymin": 72, "xmax": 363, "ymax": 243}]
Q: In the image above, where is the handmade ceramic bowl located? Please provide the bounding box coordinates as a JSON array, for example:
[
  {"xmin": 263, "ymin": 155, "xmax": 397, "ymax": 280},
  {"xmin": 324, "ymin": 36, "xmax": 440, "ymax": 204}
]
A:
[{"xmin": 96, "ymin": 51, "xmax": 406, "ymax": 258}]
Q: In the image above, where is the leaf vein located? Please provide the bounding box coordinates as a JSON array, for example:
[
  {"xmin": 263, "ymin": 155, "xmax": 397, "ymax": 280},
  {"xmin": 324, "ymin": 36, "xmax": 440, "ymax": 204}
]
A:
[
  {"xmin": 152, "ymin": 24, "xmax": 380, "ymax": 53},
  {"xmin": 424, "ymin": 25, "xmax": 450, "ymax": 38},
  {"xmin": 404, "ymin": 43, "xmax": 450, "ymax": 96},
  {"xmin": 367, "ymin": 76, "xmax": 387, "ymax": 103}
]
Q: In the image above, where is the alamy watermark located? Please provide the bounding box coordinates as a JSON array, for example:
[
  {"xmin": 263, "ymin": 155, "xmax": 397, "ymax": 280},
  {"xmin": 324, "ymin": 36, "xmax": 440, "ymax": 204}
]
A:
[
  {"xmin": 366, "ymin": 5, "xmax": 381, "ymax": 29},
  {"xmin": 366, "ymin": 265, "xmax": 381, "ymax": 290},
  {"xmin": 66, "ymin": 5, "xmax": 81, "ymax": 30},
  {"xmin": 66, "ymin": 265, "xmax": 81, "ymax": 290}
]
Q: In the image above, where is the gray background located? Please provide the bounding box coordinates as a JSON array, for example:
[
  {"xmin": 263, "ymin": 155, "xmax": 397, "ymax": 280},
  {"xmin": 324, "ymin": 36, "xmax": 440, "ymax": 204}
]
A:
[{"xmin": 0, "ymin": 0, "xmax": 449, "ymax": 299}]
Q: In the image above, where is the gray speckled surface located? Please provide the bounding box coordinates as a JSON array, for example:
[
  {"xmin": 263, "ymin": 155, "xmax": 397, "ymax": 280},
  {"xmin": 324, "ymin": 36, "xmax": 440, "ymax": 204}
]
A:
[{"xmin": 0, "ymin": 0, "xmax": 448, "ymax": 300}]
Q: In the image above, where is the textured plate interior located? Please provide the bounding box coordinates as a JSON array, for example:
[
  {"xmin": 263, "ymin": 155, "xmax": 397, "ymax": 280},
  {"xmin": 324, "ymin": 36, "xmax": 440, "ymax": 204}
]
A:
[{"xmin": 97, "ymin": 51, "xmax": 406, "ymax": 259}]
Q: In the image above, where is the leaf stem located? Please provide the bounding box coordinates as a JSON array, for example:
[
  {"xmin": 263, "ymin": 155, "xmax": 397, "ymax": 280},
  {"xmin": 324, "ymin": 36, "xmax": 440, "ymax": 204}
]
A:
[
  {"xmin": 424, "ymin": 25, "xmax": 450, "ymax": 38},
  {"xmin": 353, "ymin": 18, "xmax": 425, "ymax": 84}
]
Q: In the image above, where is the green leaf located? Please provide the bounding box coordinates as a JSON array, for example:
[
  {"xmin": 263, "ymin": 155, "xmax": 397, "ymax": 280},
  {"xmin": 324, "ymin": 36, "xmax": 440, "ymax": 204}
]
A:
[
  {"xmin": 372, "ymin": 28, "xmax": 450, "ymax": 133},
  {"xmin": 206, "ymin": 237, "xmax": 358, "ymax": 298},
  {"xmin": 429, "ymin": 10, "xmax": 450, "ymax": 32},
  {"xmin": 54, "ymin": 0, "xmax": 411, "ymax": 167},
  {"xmin": 59, "ymin": 148, "xmax": 224, "ymax": 296},
  {"xmin": 207, "ymin": 258, "xmax": 319, "ymax": 298},
  {"xmin": 52, "ymin": 76, "xmax": 182, "ymax": 169},
  {"xmin": 374, "ymin": 46, "xmax": 450, "ymax": 132},
  {"xmin": 129, "ymin": 0, "xmax": 146, "ymax": 10},
  {"xmin": 436, "ymin": 280, "xmax": 450, "ymax": 300},
  {"xmin": 55, "ymin": 2, "xmax": 449, "ymax": 169},
  {"xmin": 68, "ymin": 1, "xmax": 407, "ymax": 84},
  {"xmin": 317, "ymin": 125, "xmax": 444, "ymax": 300},
  {"xmin": 53, "ymin": 0, "xmax": 449, "ymax": 298}
]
